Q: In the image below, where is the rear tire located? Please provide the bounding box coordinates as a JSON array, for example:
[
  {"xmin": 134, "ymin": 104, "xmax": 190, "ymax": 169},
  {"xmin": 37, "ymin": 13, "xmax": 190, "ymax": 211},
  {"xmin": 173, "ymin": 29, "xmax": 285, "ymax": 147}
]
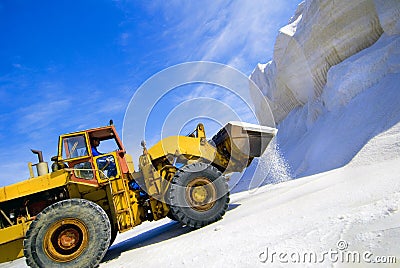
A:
[
  {"xmin": 24, "ymin": 199, "xmax": 111, "ymax": 268},
  {"xmin": 168, "ymin": 162, "xmax": 229, "ymax": 228}
]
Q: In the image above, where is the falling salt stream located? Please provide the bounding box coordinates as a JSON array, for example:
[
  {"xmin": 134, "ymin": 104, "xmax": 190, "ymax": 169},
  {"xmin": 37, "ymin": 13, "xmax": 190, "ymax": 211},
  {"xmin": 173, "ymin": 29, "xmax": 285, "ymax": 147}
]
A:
[
  {"xmin": 228, "ymin": 137, "xmax": 294, "ymax": 194},
  {"xmin": 248, "ymin": 137, "xmax": 293, "ymax": 190}
]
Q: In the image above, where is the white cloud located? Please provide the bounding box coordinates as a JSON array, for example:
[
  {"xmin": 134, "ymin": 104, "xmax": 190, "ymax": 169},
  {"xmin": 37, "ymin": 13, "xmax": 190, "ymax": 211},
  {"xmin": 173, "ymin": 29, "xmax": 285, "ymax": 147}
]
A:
[
  {"xmin": 119, "ymin": 32, "xmax": 130, "ymax": 47},
  {"xmin": 12, "ymin": 63, "xmax": 22, "ymax": 69},
  {"xmin": 16, "ymin": 99, "xmax": 71, "ymax": 134},
  {"xmin": 114, "ymin": 0, "xmax": 297, "ymax": 73},
  {"xmin": 148, "ymin": 0, "xmax": 296, "ymax": 73}
]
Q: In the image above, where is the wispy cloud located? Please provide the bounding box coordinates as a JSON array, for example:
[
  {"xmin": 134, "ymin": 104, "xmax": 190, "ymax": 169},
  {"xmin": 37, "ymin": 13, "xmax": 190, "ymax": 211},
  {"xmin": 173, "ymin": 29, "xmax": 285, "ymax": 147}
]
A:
[
  {"xmin": 16, "ymin": 99, "xmax": 71, "ymax": 135},
  {"xmin": 144, "ymin": 0, "xmax": 295, "ymax": 72},
  {"xmin": 119, "ymin": 32, "xmax": 130, "ymax": 47},
  {"xmin": 114, "ymin": 0, "xmax": 297, "ymax": 73}
]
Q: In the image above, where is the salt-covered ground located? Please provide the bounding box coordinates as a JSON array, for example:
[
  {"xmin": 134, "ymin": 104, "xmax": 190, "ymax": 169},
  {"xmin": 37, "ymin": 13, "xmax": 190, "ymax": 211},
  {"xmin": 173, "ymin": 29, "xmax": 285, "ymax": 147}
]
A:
[
  {"xmin": 100, "ymin": 161, "xmax": 399, "ymax": 268},
  {"xmin": 103, "ymin": 157, "xmax": 400, "ymax": 267}
]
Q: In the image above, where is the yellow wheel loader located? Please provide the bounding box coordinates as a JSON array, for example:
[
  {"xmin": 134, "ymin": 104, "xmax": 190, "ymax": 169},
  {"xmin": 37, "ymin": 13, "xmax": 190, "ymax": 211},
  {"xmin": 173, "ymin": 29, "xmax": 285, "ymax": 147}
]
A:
[{"xmin": 0, "ymin": 121, "xmax": 276, "ymax": 267}]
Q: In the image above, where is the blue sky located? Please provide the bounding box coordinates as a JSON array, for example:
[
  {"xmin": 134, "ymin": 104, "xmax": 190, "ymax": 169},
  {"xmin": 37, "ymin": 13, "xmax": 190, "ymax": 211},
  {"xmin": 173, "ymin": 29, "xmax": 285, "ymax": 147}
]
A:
[{"xmin": 0, "ymin": 0, "xmax": 300, "ymax": 185}]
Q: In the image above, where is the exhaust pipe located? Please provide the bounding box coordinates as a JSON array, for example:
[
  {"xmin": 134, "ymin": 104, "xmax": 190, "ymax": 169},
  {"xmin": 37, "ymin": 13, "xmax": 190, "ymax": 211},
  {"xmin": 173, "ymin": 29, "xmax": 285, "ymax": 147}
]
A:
[{"xmin": 30, "ymin": 149, "xmax": 49, "ymax": 177}]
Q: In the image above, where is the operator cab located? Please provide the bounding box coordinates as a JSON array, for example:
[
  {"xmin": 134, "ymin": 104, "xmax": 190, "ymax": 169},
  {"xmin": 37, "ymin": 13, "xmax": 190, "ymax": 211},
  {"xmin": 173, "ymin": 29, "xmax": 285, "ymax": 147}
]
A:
[{"xmin": 53, "ymin": 125, "xmax": 129, "ymax": 185}]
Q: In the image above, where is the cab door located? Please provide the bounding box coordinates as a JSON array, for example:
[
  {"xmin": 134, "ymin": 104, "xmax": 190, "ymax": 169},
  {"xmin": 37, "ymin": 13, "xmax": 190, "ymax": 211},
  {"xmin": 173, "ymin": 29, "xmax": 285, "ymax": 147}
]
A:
[
  {"xmin": 59, "ymin": 133, "xmax": 98, "ymax": 185},
  {"xmin": 92, "ymin": 152, "xmax": 121, "ymax": 184}
]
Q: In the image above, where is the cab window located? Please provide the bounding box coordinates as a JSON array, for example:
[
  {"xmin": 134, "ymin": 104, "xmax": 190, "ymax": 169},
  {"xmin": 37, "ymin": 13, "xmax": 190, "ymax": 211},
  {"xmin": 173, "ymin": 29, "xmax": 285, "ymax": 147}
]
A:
[
  {"xmin": 62, "ymin": 135, "xmax": 88, "ymax": 159},
  {"xmin": 93, "ymin": 138, "xmax": 120, "ymax": 154},
  {"xmin": 73, "ymin": 162, "xmax": 94, "ymax": 179}
]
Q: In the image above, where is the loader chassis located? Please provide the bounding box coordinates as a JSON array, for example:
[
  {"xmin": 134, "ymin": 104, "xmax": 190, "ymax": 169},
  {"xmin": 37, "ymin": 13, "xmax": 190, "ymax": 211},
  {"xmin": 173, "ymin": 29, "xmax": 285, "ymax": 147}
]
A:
[{"xmin": 0, "ymin": 122, "xmax": 276, "ymax": 267}]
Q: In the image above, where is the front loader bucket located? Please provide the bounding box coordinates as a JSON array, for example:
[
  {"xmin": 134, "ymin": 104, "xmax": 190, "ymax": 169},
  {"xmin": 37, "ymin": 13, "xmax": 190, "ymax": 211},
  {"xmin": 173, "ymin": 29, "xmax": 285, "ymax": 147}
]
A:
[{"xmin": 211, "ymin": 121, "xmax": 277, "ymax": 172}]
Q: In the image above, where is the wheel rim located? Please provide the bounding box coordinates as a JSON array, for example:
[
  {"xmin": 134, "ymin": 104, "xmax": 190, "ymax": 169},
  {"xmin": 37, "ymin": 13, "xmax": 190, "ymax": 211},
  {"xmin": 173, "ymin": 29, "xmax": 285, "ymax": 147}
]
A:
[
  {"xmin": 185, "ymin": 177, "xmax": 217, "ymax": 211},
  {"xmin": 43, "ymin": 218, "xmax": 89, "ymax": 262}
]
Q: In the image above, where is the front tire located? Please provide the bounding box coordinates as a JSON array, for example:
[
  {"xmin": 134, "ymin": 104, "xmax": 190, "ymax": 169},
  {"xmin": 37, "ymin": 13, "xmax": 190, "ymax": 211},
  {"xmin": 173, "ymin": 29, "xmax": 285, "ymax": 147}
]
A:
[
  {"xmin": 24, "ymin": 199, "xmax": 111, "ymax": 268},
  {"xmin": 168, "ymin": 162, "xmax": 229, "ymax": 228}
]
